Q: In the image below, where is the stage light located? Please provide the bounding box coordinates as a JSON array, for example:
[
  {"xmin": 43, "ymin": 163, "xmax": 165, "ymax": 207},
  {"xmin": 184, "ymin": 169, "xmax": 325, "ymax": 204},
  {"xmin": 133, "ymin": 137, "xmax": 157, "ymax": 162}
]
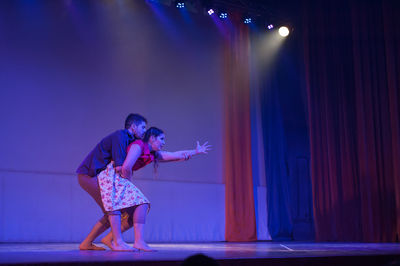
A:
[
  {"xmin": 243, "ymin": 14, "xmax": 252, "ymax": 24},
  {"xmin": 219, "ymin": 12, "xmax": 227, "ymax": 19},
  {"xmin": 244, "ymin": 17, "xmax": 252, "ymax": 24},
  {"xmin": 278, "ymin": 26, "xmax": 289, "ymax": 37},
  {"xmin": 202, "ymin": 0, "xmax": 214, "ymax": 16},
  {"xmin": 175, "ymin": 0, "xmax": 185, "ymax": 8},
  {"xmin": 267, "ymin": 24, "xmax": 274, "ymax": 30}
]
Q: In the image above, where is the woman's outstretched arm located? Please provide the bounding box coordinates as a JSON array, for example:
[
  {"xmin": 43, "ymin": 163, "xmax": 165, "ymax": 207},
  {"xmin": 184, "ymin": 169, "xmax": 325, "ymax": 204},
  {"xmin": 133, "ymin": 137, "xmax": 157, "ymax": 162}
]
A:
[
  {"xmin": 121, "ymin": 144, "xmax": 142, "ymax": 179},
  {"xmin": 157, "ymin": 141, "xmax": 211, "ymax": 162}
]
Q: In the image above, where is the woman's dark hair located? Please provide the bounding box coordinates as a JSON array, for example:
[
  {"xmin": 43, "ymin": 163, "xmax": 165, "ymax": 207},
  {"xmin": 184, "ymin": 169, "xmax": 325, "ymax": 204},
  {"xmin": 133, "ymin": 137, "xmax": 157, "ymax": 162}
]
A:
[
  {"xmin": 143, "ymin": 127, "xmax": 164, "ymax": 142},
  {"xmin": 143, "ymin": 127, "xmax": 164, "ymax": 175}
]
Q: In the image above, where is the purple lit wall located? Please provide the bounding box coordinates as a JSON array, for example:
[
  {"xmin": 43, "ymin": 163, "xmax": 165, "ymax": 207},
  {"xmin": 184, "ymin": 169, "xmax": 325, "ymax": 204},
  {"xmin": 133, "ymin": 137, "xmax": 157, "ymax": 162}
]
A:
[{"xmin": 0, "ymin": 0, "xmax": 227, "ymax": 242}]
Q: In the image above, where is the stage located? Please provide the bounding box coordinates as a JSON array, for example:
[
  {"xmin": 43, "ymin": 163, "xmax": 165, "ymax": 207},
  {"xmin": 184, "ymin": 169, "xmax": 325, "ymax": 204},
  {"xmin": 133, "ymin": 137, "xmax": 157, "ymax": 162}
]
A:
[{"xmin": 0, "ymin": 242, "xmax": 399, "ymax": 265}]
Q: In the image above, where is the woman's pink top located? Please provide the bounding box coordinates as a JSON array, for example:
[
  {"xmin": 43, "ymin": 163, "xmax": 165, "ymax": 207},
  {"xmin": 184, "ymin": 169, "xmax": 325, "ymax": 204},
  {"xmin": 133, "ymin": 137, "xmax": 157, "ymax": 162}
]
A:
[{"xmin": 127, "ymin": 139, "xmax": 155, "ymax": 171}]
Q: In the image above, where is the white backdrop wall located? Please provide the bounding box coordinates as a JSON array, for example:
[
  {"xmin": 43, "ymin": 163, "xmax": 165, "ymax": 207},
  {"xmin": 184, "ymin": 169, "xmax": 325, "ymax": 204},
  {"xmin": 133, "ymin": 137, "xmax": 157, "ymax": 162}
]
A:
[
  {"xmin": 0, "ymin": 171, "xmax": 225, "ymax": 242},
  {"xmin": 0, "ymin": 0, "xmax": 225, "ymax": 242}
]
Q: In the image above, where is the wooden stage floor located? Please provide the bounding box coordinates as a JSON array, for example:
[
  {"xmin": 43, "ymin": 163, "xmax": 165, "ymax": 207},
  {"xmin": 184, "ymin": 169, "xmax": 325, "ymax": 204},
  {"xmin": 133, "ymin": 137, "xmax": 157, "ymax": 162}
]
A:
[{"xmin": 0, "ymin": 242, "xmax": 400, "ymax": 265}]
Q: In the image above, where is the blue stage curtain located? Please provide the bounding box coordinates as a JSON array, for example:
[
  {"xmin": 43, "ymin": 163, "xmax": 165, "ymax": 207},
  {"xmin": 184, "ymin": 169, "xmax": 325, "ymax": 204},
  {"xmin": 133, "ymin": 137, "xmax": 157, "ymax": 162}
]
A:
[
  {"xmin": 260, "ymin": 74, "xmax": 293, "ymax": 240},
  {"xmin": 254, "ymin": 23, "xmax": 313, "ymax": 240}
]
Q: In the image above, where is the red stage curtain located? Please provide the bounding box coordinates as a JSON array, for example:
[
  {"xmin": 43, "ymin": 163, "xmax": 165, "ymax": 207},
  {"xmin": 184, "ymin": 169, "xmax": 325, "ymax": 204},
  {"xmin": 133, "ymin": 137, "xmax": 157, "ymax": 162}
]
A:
[
  {"xmin": 223, "ymin": 16, "xmax": 257, "ymax": 242},
  {"xmin": 303, "ymin": 0, "xmax": 400, "ymax": 242},
  {"xmin": 382, "ymin": 0, "xmax": 400, "ymax": 240}
]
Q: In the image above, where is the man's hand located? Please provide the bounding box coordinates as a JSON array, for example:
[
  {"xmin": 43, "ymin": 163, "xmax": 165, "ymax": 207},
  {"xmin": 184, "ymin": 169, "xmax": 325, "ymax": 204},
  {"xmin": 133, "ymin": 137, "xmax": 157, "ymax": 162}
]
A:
[
  {"xmin": 121, "ymin": 166, "xmax": 133, "ymax": 180},
  {"xmin": 116, "ymin": 166, "xmax": 130, "ymax": 179},
  {"xmin": 115, "ymin": 166, "xmax": 123, "ymax": 175}
]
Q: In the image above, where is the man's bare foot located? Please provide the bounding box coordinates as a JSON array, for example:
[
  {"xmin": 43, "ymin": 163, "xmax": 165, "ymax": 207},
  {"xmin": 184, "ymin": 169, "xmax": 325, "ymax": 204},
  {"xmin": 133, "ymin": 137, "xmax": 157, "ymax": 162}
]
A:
[
  {"xmin": 101, "ymin": 237, "xmax": 113, "ymax": 250},
  {"xmin": 79, "ymin": 242, "xmax": 106, "ymax": 251},
  {"xmin": 133, "ymin": 241, "xmax": 156, "ymax": 252},
  {"xmin": 111, "ymin": 240, "xmax": 136, "ymax": 252}
]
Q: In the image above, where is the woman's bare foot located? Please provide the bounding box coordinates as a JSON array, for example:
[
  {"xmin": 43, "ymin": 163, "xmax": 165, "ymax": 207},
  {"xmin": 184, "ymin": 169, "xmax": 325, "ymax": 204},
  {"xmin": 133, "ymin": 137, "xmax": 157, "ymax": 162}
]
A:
[
  {"xmin": 111, "ymin": 240, "xmax": 136, "ymax": 252},
  {"xmin": 79, "ymin": 242, "xmax": 106, "ymax": 251},
  {"xmin": 133, "ymin": 241, "xmax": 156, "ymax": 252},
  {"xmin": 100, "ymin": 236, "xmax": 113, "ymax": 250}
]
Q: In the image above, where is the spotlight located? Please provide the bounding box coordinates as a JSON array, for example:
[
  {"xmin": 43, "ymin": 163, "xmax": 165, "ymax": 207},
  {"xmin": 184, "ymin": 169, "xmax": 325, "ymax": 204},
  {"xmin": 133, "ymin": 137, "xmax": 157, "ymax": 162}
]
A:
[
  {"xmin": 175, "ymin": 0, "xmax": 185, "ymax": 8},
  {"xmin": 219, "ymin": 12, "xmax": 228, "ymax": 19},
  {"xmin": 278, "ymin": 26, "xmax": 289, "ymax": 37},
  {"xmin": 267, "ymin": 24, "xmax": 274, "ymax": 30},
  {"xmin": 202, "ymin": 0, "xmax": 214, "ymax": 16},
  {"xmin": 243, "ymin": 14, "xmax": 252, "ymax": 24}
]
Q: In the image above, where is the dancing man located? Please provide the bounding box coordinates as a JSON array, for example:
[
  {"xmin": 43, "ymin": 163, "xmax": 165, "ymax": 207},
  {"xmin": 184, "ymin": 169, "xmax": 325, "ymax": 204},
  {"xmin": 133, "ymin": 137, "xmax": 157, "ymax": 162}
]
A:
[{"xmin": 76, "ymin": 113, "xmax": 147, "ymax": 251}]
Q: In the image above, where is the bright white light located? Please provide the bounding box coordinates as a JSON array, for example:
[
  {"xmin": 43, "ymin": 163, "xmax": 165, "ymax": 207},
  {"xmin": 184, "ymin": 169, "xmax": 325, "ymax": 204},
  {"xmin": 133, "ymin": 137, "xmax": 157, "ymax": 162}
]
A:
[
  {"xmin": 278, "ymin": 26, "xmax": 289, "ymax": 37},
  {"xmin": 207, "ymin": 9, "xmax": 214, "ymax": 15}
]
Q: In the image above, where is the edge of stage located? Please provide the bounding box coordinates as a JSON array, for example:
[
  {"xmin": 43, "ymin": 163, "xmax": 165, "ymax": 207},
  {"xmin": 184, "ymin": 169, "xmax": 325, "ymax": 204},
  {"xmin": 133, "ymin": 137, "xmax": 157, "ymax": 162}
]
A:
[{"xmin": 1, "ymin": 242, "xmax": 400, "ymax": 266}]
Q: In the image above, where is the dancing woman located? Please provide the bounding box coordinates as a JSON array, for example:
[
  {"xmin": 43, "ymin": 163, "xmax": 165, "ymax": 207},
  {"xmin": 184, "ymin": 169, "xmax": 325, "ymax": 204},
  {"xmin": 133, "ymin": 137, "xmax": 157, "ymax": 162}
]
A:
[{"xmin": 97, "ymin": 127, "xmax": 211, "ymax": 251}]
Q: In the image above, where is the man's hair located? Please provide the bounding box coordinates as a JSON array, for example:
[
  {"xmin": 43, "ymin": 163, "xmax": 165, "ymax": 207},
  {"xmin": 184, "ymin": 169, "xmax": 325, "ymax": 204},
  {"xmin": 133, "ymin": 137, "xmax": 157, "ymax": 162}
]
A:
[{"xmin": 124, "ymin": 113, "xmax": 147, "ymax": 129}]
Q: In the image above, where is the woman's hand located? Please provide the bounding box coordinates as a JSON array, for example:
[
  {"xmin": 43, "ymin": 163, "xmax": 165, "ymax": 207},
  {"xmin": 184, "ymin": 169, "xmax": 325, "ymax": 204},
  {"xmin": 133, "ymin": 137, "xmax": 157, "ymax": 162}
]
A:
[{"xmin": 195, "ymin": 141, "xmax": 212, "ymax": 154}]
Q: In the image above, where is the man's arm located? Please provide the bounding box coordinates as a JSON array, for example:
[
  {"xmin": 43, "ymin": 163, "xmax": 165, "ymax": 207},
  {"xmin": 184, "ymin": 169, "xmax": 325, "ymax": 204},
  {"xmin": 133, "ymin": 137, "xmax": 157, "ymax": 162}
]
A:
[{"xmin": 111, "ymin": 131, "xmax": 128, "ymax": 167}]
